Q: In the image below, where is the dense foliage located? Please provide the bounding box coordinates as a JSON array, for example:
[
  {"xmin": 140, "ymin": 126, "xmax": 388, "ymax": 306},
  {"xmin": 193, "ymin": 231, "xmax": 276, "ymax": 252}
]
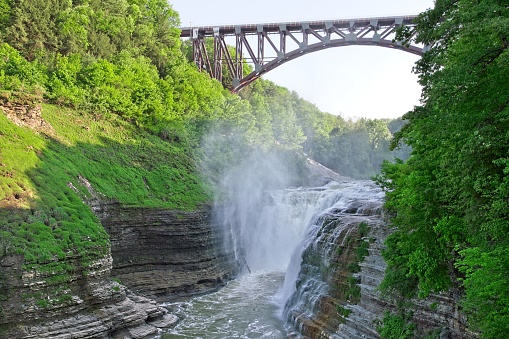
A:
[{"xmin": 376, "ymin": 0, "xmax": 509, "ymax": 336}]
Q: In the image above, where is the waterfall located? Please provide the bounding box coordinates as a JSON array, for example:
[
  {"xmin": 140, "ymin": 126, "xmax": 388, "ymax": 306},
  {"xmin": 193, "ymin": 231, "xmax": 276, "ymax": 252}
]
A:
[
  {"xmin": 210, "ymin": 149, "xmax": 389, "ymax": 337},
  {"xmin": 165, "ymin": 172, "xmax": 387, "ymax": 338},
  {"xmin": 215, "ymin": 154, "xmax": 384, "ymax": 288},
  {"xmin": 216, "ymin": 174, "xmax": 344, "ymax": 272},
  {"xmin": 167, "ymin": 146, "xmax": 470, "ymax": 338},
  {"xmin": 281, "ymin": 180, "xmax": 385, "ymax": 337}
]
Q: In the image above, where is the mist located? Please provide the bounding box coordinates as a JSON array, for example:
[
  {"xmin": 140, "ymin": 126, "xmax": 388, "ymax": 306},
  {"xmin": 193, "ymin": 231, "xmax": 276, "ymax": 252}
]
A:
[{"xmin": 198, "ymin": 123, "xmax": 316, "ymax": 272}]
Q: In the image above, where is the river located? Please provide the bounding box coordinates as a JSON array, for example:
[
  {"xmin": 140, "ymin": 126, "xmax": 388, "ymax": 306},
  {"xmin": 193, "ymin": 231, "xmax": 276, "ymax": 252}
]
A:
[{"xmin": 161, "ymin": 270, "xmax": 287, "ymax": 339}]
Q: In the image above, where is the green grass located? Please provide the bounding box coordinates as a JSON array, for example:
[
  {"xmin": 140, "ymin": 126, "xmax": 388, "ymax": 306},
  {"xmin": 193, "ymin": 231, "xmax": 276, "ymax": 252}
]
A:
[
  {"xmin": 358, "ymin": 222, "xmax": 369, "ymax": 238},
  {"xmin": 41, "ymin": 104, "xmax": 210, "ymax": 209},
  {"xmin": 0, "ymin": 95, "xmax": 211, "ymax": 281},
  {"xmin": 339, "ymin": 223, "xmax": 372, "ymax": 305}
]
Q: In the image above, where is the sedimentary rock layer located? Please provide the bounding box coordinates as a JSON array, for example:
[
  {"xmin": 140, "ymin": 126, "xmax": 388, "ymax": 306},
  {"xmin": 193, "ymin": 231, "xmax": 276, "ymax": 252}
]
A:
[
  {"xmin": 286, "ymin": 191, "xmax": 476, "ymax": 338},
  {"xmin": 95, "ymin": 202, "xmax": 236, "ymax": 301},
  {"xmin": 0, "ymin": 252, "xmax": 177, "ymax": 339}
]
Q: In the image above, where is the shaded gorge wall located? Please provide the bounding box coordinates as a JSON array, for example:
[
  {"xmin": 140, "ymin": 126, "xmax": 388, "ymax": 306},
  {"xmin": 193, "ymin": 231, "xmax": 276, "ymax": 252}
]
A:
[{"xmin": 94, "ymin": 202, "xmax": 237, "ymax": 301}]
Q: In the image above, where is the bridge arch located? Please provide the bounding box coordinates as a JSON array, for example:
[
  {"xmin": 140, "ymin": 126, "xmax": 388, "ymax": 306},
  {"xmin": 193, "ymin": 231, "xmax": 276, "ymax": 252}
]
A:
[{"xmin": 180, "ymin": 16, "xmax": 424, "ymax": 93}]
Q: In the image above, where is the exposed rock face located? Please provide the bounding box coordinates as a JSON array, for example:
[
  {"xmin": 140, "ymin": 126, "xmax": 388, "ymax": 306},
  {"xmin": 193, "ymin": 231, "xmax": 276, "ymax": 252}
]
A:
[
  {"xmin": 0, "ymin": 252, "xmax": 177, "ymax": 339},
  {"xmin": 94, "ymin": 202, "xmax": 237, "ymax": 301},
  {"xmin": 0, "ymin": 187, "xmax": 235, "ymax": 338},
  {"xmin": 339, "ymin": 221, "xmax": 476, "ymax": 338},
  {"xmin": 0, "ymin": 99, "xmax": 236, "ymax": 337},
  {"xmin": 346, "ymin": 223, "xmax": 478, "ymax": 339},
  {"xmin": 0, "ymin": 92, "xmax": 54, "ymax": 135},
  {"xmin": 285, "ymin": 183, "xmax": 477, "ymax": 338},
  {"xmin": 285, "ymin": 212, "xmax": 385, "ymax": 339}
]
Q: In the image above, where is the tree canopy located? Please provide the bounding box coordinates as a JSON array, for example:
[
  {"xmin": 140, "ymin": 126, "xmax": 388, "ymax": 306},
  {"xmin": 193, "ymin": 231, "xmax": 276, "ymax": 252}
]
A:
[{"xmin": 377, "ymin": 0, "xmax": 509, "ymax": 336}]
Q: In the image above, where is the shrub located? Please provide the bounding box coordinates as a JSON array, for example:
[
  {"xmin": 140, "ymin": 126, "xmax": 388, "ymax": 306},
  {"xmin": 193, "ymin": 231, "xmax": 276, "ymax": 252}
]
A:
[
  {"xmin": 377, "ymin": 311, "xmax": 416, "ymax": 339},
  {"xmin": 0, "ymin": 43, "xmax": 47, "ymax": 93}
]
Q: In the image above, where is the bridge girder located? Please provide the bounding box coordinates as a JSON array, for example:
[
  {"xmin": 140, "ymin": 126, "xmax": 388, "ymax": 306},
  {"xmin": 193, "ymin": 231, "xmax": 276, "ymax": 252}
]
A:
[{"xmin": 180, "ymin": 16, "xmax": 425, "ymax": 93}]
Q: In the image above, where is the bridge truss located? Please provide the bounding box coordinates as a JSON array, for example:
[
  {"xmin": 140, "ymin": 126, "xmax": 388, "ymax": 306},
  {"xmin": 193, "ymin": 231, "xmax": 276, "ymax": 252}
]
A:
[{"xmin": 180, "ymin": 16, "xmax": 425, "ymax": 92}]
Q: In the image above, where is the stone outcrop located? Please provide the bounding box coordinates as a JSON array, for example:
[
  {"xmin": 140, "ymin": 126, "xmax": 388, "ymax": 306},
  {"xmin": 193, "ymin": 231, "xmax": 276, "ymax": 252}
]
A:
[
  {"xmin": 337, "ymin": 221, "xmax": 477, "ymax": 338},
  {"xmin": 70, "ymin": 173, "xmax": 237, "ymax": 302},
  {"xmin": 0, "ymin": 197, "xmax": 236, "ymax": 339},
  {"xmin": 1, "ymin": 98, "xmax": 236, "ymax": 338},
  {"xmin": 285, "ymin": 212, "xmax": 385, "ymax": 339},
  {"xmin": 94, "ymin": 202, "xmax": 236, "ymax": 301},
  {"xmin": 0, "ymin": 92, "xmax": 54, "ymax": 135},
  {"xmin": 0, "ymin": 252, "xmax": 177, "ymax": 339}
]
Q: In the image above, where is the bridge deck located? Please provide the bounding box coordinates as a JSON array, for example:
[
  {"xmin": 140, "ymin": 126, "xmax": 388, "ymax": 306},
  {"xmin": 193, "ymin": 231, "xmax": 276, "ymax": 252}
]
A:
[{"xmin": 180, "ymin": 16, "xmax": 417, "ymax": 38}]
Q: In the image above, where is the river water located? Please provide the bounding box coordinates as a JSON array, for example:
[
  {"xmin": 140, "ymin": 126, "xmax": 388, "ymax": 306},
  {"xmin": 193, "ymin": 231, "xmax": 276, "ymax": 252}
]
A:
[
  {"xmin": 160, "ymin": 179, "xmax": 383, "ymax": 338},
  {"xmin": 161, "ymin": 270, "xmax": 287, "ymax": 339}
]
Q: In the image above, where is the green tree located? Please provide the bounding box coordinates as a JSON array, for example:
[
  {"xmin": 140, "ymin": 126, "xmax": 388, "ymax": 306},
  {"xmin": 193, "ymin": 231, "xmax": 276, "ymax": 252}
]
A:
[
  {"xmin": 377, "ymin": 0, "xmax": 509, "ymax": 336},
  {"xmin": 364, "ymin": 119, "xmax": 392, "ymax": 170},
  {"xmin": 5, "ymin": 0, "xmax": 65, "ymax": 60},
  {"xmin": 0, "ymin": 0, "xmax": 12, "ymax": 32}
]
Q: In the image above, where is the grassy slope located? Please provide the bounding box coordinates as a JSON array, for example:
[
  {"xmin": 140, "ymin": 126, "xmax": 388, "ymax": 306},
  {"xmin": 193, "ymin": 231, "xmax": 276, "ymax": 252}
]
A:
[{"xmin": 0, "ymin": 98, "xmax": 210, "ymax": 266}]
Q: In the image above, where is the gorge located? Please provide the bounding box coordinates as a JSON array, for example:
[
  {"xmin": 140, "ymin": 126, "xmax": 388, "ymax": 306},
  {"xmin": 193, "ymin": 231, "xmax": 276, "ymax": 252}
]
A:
[
  {"xmin": 157, "ymin": 174, "xmax": 476, "ymax": 338},
  {"xmin": 0, "ymin": 99, "xmax": 476, "ymax": 339},
  {"xmin": 2, "ymin": 0, "xmax": 504, "ymax": 335}
]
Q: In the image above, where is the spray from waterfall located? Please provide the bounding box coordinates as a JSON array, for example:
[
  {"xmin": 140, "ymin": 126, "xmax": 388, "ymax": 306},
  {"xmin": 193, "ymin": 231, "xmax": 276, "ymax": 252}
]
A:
[
  {"xmin": 197, "ymin": 124, "xmax": 385, "ymax": 323},
  {"xmin": 213, "ymin": 150, "xmax": 309, "ymax": 272}
]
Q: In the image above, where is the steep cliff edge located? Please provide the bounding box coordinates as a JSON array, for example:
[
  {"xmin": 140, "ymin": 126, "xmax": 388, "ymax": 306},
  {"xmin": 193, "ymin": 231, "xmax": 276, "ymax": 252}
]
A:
[
  {"xmin": 0, "ymin": 96, "xmax": 235, "ymax": 338},
  {"xmin": 336, "ymin": 219, "xmax": 475, "ymax": 338},
  {"xmin": 0, "ymin": 251, "xmax": 178, "ymax": 339},
  {"xmin": 94, "ymin": 202, "xmax": 236, "ymax": 301}
]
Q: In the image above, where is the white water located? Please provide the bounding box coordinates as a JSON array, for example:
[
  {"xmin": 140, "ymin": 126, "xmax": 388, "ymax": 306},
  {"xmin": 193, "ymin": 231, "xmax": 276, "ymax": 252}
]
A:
[
  {"xmin": 160, "ymin": 179, "xmax": 384, "ymax": 338},
  {"xmin": 283, "ymin": 180, "xmax": 384, "ymax": 336},
  {"xmin": 220, "ymin": 182, "xmax": 345, "ymax": 272},
  {"xmin": 161, "ymin": 270, "xmax": 286, "ymax": 339}
]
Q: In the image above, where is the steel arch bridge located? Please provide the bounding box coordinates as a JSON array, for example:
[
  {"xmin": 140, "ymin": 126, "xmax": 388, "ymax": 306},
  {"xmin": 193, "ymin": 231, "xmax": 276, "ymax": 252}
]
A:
[{"xmin": 180, "ymin": 16, "xmax": 425, "ymax": 93}]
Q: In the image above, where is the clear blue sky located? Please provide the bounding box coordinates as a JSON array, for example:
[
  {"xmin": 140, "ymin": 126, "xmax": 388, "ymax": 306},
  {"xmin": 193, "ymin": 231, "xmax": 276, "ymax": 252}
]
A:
[{"xmin": 169, "ymin": 0, "xmax": 435, "ymax": 119}]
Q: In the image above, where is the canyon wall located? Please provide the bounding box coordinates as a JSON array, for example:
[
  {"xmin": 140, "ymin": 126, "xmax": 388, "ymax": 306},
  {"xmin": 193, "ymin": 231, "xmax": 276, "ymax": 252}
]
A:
[
  {"xmin": 337, "ymin": 218, "xmax": 475, "ymax": 338},
  {"xmin": 0, "ymin": 202, "xmax": 237, "ymax": 338},
  {"xmin": 1, "ymin": 98, "xmax": 237, "ymax": 338},
  {"xmin": 94, "ymin": 202, "xmax": 237, "ymax": 301},
  {"xmin": 0, "ymin": 250, "xmax": 178, "ymax": 339}
]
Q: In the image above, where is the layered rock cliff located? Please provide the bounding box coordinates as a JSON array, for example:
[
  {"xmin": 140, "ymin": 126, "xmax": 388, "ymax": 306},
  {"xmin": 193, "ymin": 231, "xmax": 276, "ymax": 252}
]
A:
[
  {"xmin": 0, "ymin": 201, "xmax": 236, "ymax": 338},
  {"xmin": 94, "ymin": 202, "xmax": 236, "ymax": 301},
  {"xmin": 0, "ymin": 96, "xmax": 237, "ymax": 338},
  {"xmin": 0, "ymin": 250, "xmax": 177, "ymax": 339},
  {"xmin": 336, "ymin": 219, "xmax": 475, "ymax": 338}
]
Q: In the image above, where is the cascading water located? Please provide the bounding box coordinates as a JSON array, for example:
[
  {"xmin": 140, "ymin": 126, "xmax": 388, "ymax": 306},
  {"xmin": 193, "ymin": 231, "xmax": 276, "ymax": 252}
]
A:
[
  {"xmin": 212, "ymin": 152, "xmax": 339, "ymax": 273},
  {"xmin": 160, "ymin": 153, "xmax": 386, "ymax": 338},
  {"xmin": 281, "ymin": 180, "xmax": 385, "ymax": 338}
]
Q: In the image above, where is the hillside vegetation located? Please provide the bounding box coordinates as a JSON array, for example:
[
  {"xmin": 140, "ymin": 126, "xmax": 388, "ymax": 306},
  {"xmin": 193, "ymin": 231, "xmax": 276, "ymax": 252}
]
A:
[
  {"xmin": 0, "ymin": 0, "xmax": 505, "ymax": 337},
  {"xmin": 376, "ymin": 0, "xmax": 509, "ymax": 337}
]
